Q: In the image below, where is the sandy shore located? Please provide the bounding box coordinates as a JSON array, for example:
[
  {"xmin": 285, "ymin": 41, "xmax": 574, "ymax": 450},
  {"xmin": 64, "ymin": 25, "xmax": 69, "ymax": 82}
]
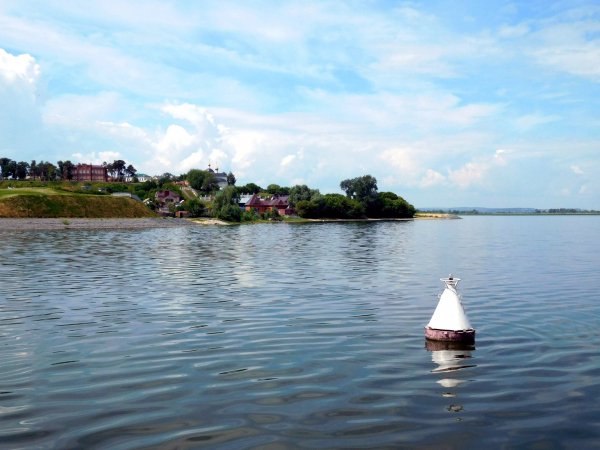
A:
[{"xmin": 0, "ymin": 218, "xmax": 207, "ymax": 230}]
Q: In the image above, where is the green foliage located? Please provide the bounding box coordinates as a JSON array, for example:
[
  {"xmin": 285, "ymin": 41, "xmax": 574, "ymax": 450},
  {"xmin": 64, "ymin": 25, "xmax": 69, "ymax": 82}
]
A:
[
  {"xmin": 182, "ymin": 198, "xmax": 206, "ymax": 217},
  {"xmin": 314, "ymin": 194, "xmax": 365, "ymax": 219},
  {"xmin": 340, "ymin": 175, "xmax": 378, "ymax": 202},
  {"xmin": 186, "ymin": 169, "xmax": 220, "ymax": 192},
  {"xmin": 216, "ymin": 204, "xmax": 243, "ymax": 222},
  {"xmin": 212, "ymin": 186, "xmax": 240, "ymax": 211},
  {"xmin": 239, "ymin": 183, "xmax": 262, "ymax": 194},
  {"xmin": 227, "ymin": 171, "xmax": 236, "ymax": 186},
  {"xmin": 367, "ymin": 192, "xmax": 415, "ymax": 218},
  {"xmin": 288, "ymin": 184, "xmax": 321, "ymax": 206},
  {"xmin": 241, "ymin": 209, "xmax": 258, "ymax": 222},
  {"xmin": 104, "ymin": 183, "xmax": 131, "ymax": 194},
  {"xmin": 296, "ymin": 200, "xmax": 320, "ymax": 218},
  {"xmin": 266, "ymin": 184, "xmax": 281, "ymax": 194}
]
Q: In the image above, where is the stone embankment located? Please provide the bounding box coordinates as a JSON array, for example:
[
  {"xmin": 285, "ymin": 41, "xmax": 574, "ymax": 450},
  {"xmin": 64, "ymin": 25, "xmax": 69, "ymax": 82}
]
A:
[{"xmin": 0, "ymin": 218, "xmax": 205, "ymax": 230}]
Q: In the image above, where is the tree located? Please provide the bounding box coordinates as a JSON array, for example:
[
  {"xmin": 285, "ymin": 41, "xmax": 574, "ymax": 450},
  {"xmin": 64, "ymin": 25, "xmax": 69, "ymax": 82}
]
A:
[
  {"xmin": 16, "ymin": 161, "xmax": 30, "ymax": 180},
  {"xmin": 187, "ymin": 169, "xmax": 206, "ymax": 190},
  {"xmin": 112, "ymin": 160, "xmax": 127, "ymax": 181},
  {"xmin": 367, "ymin": 192, "xmax": 415, "ymax": 218},
  {"xmin": 267, "ymin": 184, "xmax": 281, "ymax": 194},
  {"xmin": 57, "ymin": 160, "xmax": 74, "ymax": 180},
  {"xmin": 340, "ymin": 175, "xmax": 378, "ymax": 202},
  {"xmin": 296, "ymin": 200, "xmax": 320, "ymax": 218},
  {"xmin": 30, "ymin": 160, "xmax": 40, "ymax": 180},
  {"xmin": 0, "ymin": 158, "xmax": 13, "ymax": 179},
  {"xmin": 212, "ymin": 186, "xmax": 242, "ymax": 221},
  {"xmin": 202, "ymin": 172, "xmax": 219, "ymax": 192},
  {"xmin": 227, "ymin": 171, "xmax": 236, "ymax": 186},
  {"xmin": 288, "ymin": 184, "xmax": 321, "ymax": 206},
  {"xmin": 240, "ymin": 183, "xmax": 262, "ymax": 194},
  {"xmin": 126, "ymin": 164, "xmax": 137, "ymax": 180},
  {"xmin": 183, "ymin": 198, "xmax": 206, "ymax": 217}
]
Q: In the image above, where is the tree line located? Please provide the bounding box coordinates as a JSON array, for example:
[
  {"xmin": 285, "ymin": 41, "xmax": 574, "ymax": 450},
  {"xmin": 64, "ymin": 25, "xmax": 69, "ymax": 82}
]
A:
[
  {"xmin": 206, "ymin": 174, "xmax": 415, "ymax": 222},
  {"xmin": 0, "ymin": 158, "xmax": 138, "ymax": 181}
]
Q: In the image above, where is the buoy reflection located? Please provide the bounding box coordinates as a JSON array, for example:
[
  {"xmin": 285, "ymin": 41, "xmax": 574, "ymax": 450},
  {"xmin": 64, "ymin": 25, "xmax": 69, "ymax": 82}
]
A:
[{"xmin": 426, "ymin": 339, "xmax": 476, "ymax": 417}]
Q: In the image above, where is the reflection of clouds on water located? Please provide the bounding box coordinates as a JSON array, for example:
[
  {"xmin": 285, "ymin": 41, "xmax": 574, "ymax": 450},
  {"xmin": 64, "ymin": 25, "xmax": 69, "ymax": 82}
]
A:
[{"xmin": 426, "ymin": 340, "xmax": 476, "ymax": 418}]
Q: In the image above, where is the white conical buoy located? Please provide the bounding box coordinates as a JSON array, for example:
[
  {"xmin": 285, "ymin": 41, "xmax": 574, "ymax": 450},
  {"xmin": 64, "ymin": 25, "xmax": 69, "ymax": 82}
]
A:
[{"xmin": 425, "ymin": 275, "xmax": 475, "ymax": 342}]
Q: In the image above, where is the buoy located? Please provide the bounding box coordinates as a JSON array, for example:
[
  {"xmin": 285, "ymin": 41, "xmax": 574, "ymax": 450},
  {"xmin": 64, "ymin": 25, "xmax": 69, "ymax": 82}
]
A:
[{"xmin": 425, "ymin": 275, "xmax": 475, "ymax": 342}]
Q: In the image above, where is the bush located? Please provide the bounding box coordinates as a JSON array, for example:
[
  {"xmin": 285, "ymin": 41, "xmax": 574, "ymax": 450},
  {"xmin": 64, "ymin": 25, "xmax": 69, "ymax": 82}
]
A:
[
  {"xmin": 217, "ymin": 204, "xmax": 242, "ymax": 222},
  {"xmin": 182, "ymin": 198, "xmax": 206, "ymax": 217},
  {"xmin": 367, "ymin": 192, "xmax": 415, "ymax": 218},
  {"xmin": 296, "ymin": 200, "xmax": 320, "ymax": 218},
  {"xmin": 241, "ymin": 209, "xmax": 258, "ymax": 222}
]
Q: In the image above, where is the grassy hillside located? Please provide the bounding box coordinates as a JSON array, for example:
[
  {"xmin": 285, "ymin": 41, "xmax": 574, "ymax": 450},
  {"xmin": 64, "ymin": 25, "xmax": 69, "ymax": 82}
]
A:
[{"xmin": 0, "ymin": 188, "xmax": 157, "ymax": 218}]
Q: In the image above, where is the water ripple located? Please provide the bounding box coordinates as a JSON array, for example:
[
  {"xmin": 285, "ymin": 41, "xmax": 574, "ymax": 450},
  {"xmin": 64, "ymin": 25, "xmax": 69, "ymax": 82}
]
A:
[{"xmin": 1, "ymin": 218, "xmax": 600, "ymax": 448}]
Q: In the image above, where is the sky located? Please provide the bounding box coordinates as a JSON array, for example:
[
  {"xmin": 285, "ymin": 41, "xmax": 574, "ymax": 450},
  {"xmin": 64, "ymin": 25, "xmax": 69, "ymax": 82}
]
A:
[{"xmin": 0, "ymin": 0, "xmax": 599, "ymax": 208}]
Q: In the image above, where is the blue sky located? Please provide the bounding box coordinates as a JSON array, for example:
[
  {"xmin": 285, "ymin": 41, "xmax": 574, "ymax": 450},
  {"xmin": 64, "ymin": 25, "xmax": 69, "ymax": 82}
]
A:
[{"xmin": 0, "ymin": 0, "xmax": 599, "ymax": 208}]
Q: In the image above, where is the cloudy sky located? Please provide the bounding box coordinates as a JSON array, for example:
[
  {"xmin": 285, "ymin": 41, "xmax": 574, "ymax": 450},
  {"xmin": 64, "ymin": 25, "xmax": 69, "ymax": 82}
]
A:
[{"xmin": 1, "ymin": 0, "xmax": 599, "ymax": 208}]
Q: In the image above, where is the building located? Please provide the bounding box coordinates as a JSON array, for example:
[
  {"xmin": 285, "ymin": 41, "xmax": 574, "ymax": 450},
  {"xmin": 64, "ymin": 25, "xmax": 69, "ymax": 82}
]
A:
[
  {"xmin": 206, "ymin": 162, "xmax": 228, "ymax": 189},
  {"xmin": 124, "ymin": 173, "xmax": 153, "ymax": 183},
  {"xmin": 155, "ymin": 190, "xmax": 181, "ymax": 204},
  {"xmin": 244, "ymin": 194, "xmax": 293, "ymax": 215},
  {"xmin": 112, "ymin": 192, "xmax": 142, "ymax": 203},
  {"xmin": 72, "ymin": 164, "xmax": 108, "ymax": 182}
]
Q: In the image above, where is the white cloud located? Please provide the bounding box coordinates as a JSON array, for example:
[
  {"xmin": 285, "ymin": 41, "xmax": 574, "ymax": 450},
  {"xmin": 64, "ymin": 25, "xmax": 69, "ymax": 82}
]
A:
[
  {"xmin": 420, "ymin": 169, "xmax": 446, "ymax": 187},
  {"xmin": 0, "ymin": 48, "xmax": 46, "ymax": 159},
  {"xmin": 281, "ymin": 154, "xmax": 296, "ymax": 167},
  {"xmin": 498, "ymin": 23, "xmax": 530, "ymax": 38},
  {"xmin": 579, "ymin": 185, "xmax": 587, "ymax": 194},
  {"xmin": 571, "ymin": 165, "xmax": 584, "ymax": 174},
  {"xmin": 447, "ymin": 162, "xmax": 488, "ymax": 188},
  {"xmin": 71, "ymin": 151, "xmax": 124, "ymax": 165},
  {"xmin": 516, "ymin": 113, "xmax": 560, "ymax": 130}
]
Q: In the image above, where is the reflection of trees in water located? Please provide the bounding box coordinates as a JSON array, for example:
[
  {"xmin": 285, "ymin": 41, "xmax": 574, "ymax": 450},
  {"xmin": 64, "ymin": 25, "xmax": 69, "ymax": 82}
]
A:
[{"xmin": 425, "ymin": 340, "xmax": 476, "ymax": 420}]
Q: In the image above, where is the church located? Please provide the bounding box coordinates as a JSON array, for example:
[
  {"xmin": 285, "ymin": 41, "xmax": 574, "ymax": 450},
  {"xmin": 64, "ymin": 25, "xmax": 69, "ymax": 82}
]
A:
[{"xmin": 206, "ymin": 162, "xmax": 228, "ymax": 189}]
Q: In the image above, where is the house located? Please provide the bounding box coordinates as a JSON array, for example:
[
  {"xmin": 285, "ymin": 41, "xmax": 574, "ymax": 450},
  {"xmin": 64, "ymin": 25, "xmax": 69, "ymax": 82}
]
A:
[
  {"xmin": 244, "ymin": 194, "xmax": 293, "ymax": 216},
  {"xmin": 238, "ymin": 196, "xmax": 252, "ymax": 208},
  {"xmin": 155, "ymin": 190, "xmax": 181, "ymax": 204},
  {"xmin": 124, "ymin": 173, "xmax": 153, "ymax": 183},
  {"xmin": 72, "ymin": 164, "xmax": 108, "ymax": 182}
]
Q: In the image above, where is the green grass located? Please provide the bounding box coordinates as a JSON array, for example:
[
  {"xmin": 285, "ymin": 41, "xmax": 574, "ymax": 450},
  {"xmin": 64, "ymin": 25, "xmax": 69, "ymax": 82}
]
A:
[
  {"xmin": 0, "ymin": 187, "xmax": 76, "ymax": 199},
  {"xmin": 0, "ymin": 190, "xmax": 157, "ymax": 218}
]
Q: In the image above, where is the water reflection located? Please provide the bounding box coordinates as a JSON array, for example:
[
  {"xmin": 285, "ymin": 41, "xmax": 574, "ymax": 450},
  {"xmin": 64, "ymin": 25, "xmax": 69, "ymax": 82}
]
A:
[{"xmin": 425, "ymin": 340, "xmax": 476, "ymax": 417}]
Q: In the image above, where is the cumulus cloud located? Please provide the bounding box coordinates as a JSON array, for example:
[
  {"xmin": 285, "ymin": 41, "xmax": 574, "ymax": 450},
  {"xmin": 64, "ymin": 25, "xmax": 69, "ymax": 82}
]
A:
[
  {"xmin": 281, "ymin": 154, "xmax": 296, "ymax": 167},
  {"xmin": 420, "ymin": 169, "xmax": 446, "ymax": 187},
  {"xmin": 447, "ymin": 162, "xmax": 488, "ymax": 188},
  {"xmin": 0, "ymin": 48, "xmax": 45, "ymax": 159}
]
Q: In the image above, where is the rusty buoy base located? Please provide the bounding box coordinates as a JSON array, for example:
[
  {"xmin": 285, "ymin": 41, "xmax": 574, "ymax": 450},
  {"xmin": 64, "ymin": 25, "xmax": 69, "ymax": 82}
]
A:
[{"xmin": 425, "ymin": 326, "xmax": 475, "ymax": 343}]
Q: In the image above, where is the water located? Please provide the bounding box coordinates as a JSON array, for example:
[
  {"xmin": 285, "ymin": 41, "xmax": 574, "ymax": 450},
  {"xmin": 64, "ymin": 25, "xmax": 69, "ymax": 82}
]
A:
[{"xmin": 1, "ymin": 217, "xmax": 599, "ymax": 449}]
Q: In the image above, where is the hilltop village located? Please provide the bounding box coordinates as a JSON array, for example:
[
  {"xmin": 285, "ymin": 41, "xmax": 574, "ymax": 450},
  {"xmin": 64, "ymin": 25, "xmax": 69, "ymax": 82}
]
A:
[{"xmin": 0, "ymin": 158, "xmax": 416, "ymax": 221}]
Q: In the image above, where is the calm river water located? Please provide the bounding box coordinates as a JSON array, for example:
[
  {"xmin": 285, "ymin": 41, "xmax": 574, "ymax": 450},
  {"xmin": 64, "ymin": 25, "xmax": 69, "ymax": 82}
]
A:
[{"xmin": 1, "ymin": 217, "xmax": 599, "ymax": 449}]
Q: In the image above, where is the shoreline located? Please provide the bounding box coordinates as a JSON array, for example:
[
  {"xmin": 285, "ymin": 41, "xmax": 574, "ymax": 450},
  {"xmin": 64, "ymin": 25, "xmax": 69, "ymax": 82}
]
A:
[{"xmin": 0, "ymin": 214, "xmax": 459, "ymax": 230}]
